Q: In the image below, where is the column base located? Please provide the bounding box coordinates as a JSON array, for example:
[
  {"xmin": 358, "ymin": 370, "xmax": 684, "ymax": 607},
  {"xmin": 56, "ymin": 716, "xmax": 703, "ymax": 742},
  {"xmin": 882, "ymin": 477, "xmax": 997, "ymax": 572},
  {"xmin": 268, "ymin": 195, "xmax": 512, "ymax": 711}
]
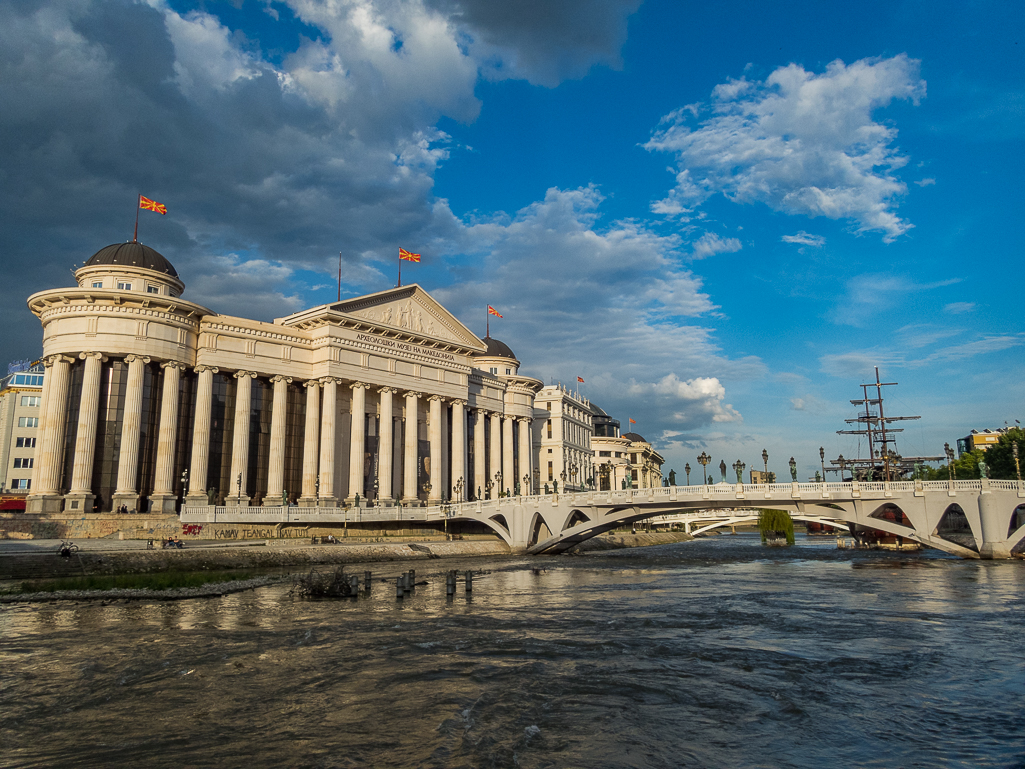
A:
[
  {"xmin": 979, "ymin": 542, "xmax": 1012, "ymax": 560},
  {"xmin": 226, "ymin": 495, "xmax": 251, "ymax": 507},
  {"xmin": 112, "ymin": 493, "xmax": 141, "ymax": 513},
  {"xmin": 318, "ymin": 496, "xmax": 338, "ymax": 508},
  {"xmin": 400, "ymin": 496, "xmax": 420, "ymax": 506},
  {"xmin": 148, "ymin": 493, "xmax": 179, "ymax": 514},
  {"xmin": 25, "ymin": 494, "xmax": 64, "ymax": 514},
  {"xmin": 298, "ymin": 496, "xmax": 318, "ymax": 507},
  {"xmin": 374, "ymin": 497, "xmax": 395, "ymax": 507},
  {"xmin": 185, "ymin": 493, "xmax": 213, "ymax": 508},
  {"xmin": 63, "ymin": 492, "xmax": 96, "ymax": 514}
]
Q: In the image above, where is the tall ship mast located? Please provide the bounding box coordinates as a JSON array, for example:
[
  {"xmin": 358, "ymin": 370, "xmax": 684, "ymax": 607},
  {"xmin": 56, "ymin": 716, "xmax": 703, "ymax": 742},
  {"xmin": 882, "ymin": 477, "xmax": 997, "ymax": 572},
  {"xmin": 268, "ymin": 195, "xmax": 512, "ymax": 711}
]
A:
[{"xmin": 833, "ymin": 367, "xmax": 942, "ymax": 482}]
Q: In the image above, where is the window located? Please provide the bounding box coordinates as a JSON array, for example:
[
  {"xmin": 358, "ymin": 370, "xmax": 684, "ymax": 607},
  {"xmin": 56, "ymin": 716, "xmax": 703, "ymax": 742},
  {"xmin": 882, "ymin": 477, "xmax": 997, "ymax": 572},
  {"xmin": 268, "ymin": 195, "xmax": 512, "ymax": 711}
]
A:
[
  {"xmin": 547, "ymin": 448, "xmax": 552, "ymax": 454},
  {"xmin": 147, "ymin": 285, "xmax": 160, "ymax": 294},
  {"xmin": 18, "ymin": 417, "xmax": 38, "ymax": 428},
  {"xmin": 13, "ymin": 458, "xmax": 33, "ymax": 469},
  {"xmin": 630, "ymin": 453, "xmax": 637, "ymax": 463},
  {"xmin": 489, "ymin": 367, "xmax": 498, "ymax": 375},
  {"xmin": 20, "ymin": 396, "xmax": 40, "ymax": 407},
  {"xmin": 117, "ymin": 280, "xmax": 132, "ymax": 290},
  {"xmin": 599, "ymin": 451, "xmax": 611, "ymax": 457},
  {"xmin": 548, "ymin": 461, "xmax": 553, "ymax": 481},
  {"xmin": 92, "ymin": 281, "xmax": 104, "ymax": 288},
  {"xmin": 11, "ymin": 479, "xmax": 30, "ymax": 490},
  {"xmin": 505, "ymin": 368, "xmax": 511, "ymax": 375},
  {"xmin": 13, "ymin": 375, "xmax": 43, "ymax": 386},
  {"xmin": 614, "ymin": 452, "xmax": 622, "ymax": 458},
  {"xmin": 16, "ymin": 437, "xmax": 36, "ymax": 448},
  {"xmin": 547, "ymin": 420, "xmax": 552, "ymax": 439}
]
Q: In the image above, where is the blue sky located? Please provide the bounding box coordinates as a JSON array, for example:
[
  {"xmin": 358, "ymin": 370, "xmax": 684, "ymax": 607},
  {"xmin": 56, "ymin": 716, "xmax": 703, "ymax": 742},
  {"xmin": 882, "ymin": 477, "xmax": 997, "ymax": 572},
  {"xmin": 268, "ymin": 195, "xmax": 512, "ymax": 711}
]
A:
[{"xmin": 1, "ymin": 0, "xmax": 1021, "ymax": 480}]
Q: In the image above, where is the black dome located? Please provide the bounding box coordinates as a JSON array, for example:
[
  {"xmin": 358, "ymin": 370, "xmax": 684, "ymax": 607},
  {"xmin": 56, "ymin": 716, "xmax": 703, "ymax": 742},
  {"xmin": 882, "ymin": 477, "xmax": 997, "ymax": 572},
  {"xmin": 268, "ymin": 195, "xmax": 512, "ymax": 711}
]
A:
[
  {"xmin": 622, "ymin": 432, "xmax": 646, "ymax": 443},
  {"xmin": 85, "ymin": 242, "xmax": 178, "ymax": 277},
  {"xmin": 477, "ymin": 336, "xmax": 517, "ymax": 360}
]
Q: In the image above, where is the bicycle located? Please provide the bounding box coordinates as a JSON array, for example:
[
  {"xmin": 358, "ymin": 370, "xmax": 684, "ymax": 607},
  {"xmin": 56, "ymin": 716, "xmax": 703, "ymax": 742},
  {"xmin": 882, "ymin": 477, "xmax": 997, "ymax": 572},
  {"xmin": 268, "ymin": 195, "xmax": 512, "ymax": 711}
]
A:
[{"xmin": 56, "ymin": 540, "xmax": 79, "ymax": 558}]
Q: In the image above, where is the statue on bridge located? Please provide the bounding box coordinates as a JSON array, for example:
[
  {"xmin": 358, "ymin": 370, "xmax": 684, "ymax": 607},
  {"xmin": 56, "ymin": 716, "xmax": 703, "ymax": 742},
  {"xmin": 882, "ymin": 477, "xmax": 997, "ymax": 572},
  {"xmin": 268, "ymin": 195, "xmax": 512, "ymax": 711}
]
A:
[
  {"xmin": 719, "ymin": 460, "xmax": 727, "ymax": 483},
  {"xmin": 978, "ymin": 460, "xmax": 988, "ymax": 479},
  {"xmin": 668, "ymin": 469, "xmax": 677, "ymax": 486}
]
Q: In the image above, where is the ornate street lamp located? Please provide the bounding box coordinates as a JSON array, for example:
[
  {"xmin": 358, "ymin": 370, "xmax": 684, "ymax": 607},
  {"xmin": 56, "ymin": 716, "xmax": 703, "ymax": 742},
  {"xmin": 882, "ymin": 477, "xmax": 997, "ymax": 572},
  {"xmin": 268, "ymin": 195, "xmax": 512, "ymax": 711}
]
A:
[
  {"xmin": 697, "ymin": 452, "xmax": 710, "ymax": 485},
  {"xmin": 523, "ymin": 474, "xmax": 530, "ymax": 497},
  {"xmin": 179, "ymin": 467, "xmax": 189, "ymax": 512},
  {"xmin": 789, "ymin": 456, "xmax": 797, "ymax": 482},
  {"xmin": 455, "ymin": 476, "xmax": 464, "ymax": 503},
  {"xmin": 684, "ymin": 462, "xmax": 691, "ymax": 485},
  {"xmin": 1014, "ymin": 441, "xmax": 1021, "ymax": 485},
  {"xmin": 495, "ymin": 470, "xmax": 502, "ymax": 498},
  {"xmin": 837, "ymin": 454, "xmax": 846, "ymax": 482},
  {"xmin": 733, "ymin": 459, "xmax": 745, "ymax": 484},
  {"xmin": 237, "ymin": 472, "xmax": 244, "ymax": 506},
  {"xmin": 944, "ymin": 442, "xmax": 955, "ymax": 482},
  {"xmin": 533, "ymin": 467, "xmax": 540, "ymax": 494},
  {"xmin": 314, "ymin": 474, "xmax": 319, "ymax": 505},
  {"xmin": 819, "ymin": 446, "xmax": 826, "ymax": 482}
]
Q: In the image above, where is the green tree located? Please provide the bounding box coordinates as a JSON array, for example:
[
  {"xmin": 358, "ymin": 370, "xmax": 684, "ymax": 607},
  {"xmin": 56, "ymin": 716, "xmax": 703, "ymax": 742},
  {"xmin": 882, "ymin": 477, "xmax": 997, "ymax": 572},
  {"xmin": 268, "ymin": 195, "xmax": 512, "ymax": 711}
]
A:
[
  {"xmin": 981, "ymin": 427, "xmax": 1024, "ymax": 480},
  {"xmin": 926, "ymin": 449, "xmax": 987, "ymax": 481}
]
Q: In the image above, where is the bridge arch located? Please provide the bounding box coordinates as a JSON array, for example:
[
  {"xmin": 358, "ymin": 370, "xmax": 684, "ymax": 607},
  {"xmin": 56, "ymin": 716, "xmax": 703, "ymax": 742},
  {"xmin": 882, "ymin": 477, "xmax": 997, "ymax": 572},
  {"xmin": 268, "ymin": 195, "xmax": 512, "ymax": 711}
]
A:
[
  {"xmin": 869, "ymin": 503, "xmax": 915, "ymax": 530},
  {"xmin": 564, "ymin": 510, "xmax": 591, "ymax": 531},
  {"xmin": 935, "ymin": 504, "xmax": 979, "ymax": 553},
  {"xmin": 527, "ymin": 512, "xmax": 553, "ymax": 548}
]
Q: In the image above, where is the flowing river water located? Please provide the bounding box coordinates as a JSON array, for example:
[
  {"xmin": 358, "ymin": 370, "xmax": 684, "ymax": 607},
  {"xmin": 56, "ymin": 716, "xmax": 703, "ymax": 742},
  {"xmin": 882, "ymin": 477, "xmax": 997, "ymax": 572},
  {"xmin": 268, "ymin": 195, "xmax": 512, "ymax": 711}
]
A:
[{"xmin": 2, "ymin": 533, "xmax": 1024, "ymax": 768}]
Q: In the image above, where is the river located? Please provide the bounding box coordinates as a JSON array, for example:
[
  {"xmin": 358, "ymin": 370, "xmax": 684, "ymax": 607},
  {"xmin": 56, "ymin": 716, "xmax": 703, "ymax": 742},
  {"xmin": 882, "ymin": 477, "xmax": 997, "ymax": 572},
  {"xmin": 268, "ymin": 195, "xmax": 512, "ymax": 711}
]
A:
[{"xmin": 2, "ymin": 533, "xmax": 1024, "ymax": 768}]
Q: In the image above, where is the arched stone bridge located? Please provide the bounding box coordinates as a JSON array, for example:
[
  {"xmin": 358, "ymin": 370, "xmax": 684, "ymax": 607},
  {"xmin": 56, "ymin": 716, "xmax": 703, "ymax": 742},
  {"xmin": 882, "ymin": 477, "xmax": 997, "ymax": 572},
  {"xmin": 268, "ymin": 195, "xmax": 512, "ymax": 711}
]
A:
[{"xmin": 183, "ymin": 479, "xmax": 1025, "ymax": 560}]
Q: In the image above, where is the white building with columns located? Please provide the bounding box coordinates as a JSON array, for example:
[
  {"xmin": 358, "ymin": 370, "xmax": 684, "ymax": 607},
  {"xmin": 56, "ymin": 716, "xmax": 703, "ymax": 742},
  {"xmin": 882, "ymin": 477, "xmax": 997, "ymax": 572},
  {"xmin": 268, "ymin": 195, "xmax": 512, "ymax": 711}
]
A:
[
  {"xmin": 25, "ymin": 241, "xmax": 542, "ymax": 514},
  {"xmin": 532, "ymin": 383, "xmax": 593, "ymax": 492}
]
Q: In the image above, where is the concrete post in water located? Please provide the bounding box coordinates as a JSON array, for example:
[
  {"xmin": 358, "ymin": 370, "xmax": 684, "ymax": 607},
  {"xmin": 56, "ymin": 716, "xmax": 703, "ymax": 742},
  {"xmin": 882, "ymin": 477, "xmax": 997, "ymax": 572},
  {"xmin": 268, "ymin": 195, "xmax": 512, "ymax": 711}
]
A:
[
  {"xmin": 396, "ymin": 576, "xmax": 404, "ymax": 599},
  {"xmin": 465, "ymin": 571, "xmax": 473, "ymax": 592},
  {"xmin": 978, "ymin": 487, "xmax": 1011, "ymax": 559},
  {"xmin": 446, "ymin": 570, "xmax": 456, "ymax": 597},
  {"xmin": 349, "ymin": 574, "xmax": 360, "ymax": 595},
  {"xmin": 364, "ymin": 571, "xmax": 372, "ymax": 591}
]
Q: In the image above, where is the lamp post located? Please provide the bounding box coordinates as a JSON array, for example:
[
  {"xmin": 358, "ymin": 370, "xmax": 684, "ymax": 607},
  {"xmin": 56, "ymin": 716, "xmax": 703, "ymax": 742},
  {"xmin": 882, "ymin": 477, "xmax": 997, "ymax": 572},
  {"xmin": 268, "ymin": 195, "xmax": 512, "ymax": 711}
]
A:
[
  {"xmin": 944, "ymin": 442, "xmax": 955, "ymax": 481},
  {"xmin": 761, "ymin": 449, "xmax": 768, "ymax": 483},
  {"xmin": 179, "ymin": 467, "xmax": 189, "ymax": 512},
  {"xmin": 455, "ymin": 476, "xmax": 464, "ymax": 503},
  {"xmin": 533, "ymin": 467, "xmax": 539, "ymax": 495},
  {"xmin": 684, "ymin": 462, "xmax": 691, "ymax": 485},
  {"xmin": 819, "ymin": 446, "xmax": 826, "ymax": 482},
  {"xmin": 314, "ymin": 475, "xmax": 320, "ymax": 506},
  {"xmin": 495, "ymin": 470, "xmax": 502, "ymax": 498},
  {"xmin": 1014, "ymin": 441, "xmax": 1021, "ymax": 485},
  {"xmin": 373, "ymin": 478, "xmax": 379, "ymax": 506},
  {"xmin": 485, "ymin": 478, "xmax": 493, "ymax": 499},
  {"xmin": 733, "ymin": 459, "xmax": 745, "ymax": 484},
  {"xmin": 789, "ymin": 456, "xmax": 797, "ymax": 482},
  {"xmin": 837, "ymin": 454, "xmax": 846, "ymax": 482},
  {"xmin": 570, "ymin": 462, "xmax": 579, "ymax": 490},
  {"xmin": 523, "ymin": 474, "xmax": 530, "ymax": 497},
  {"xmin": 697, "ymin": 452, "xmax": 710, "ymax": 485},
  {"xmin": 237, "ymin": 472, "xmax": 243, "ymax": 506}
]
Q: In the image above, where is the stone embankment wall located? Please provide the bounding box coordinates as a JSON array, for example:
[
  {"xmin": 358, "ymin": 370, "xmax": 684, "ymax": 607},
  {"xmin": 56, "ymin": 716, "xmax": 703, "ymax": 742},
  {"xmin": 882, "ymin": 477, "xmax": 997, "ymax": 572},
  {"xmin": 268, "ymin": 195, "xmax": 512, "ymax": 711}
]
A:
[
  {"xmin": 0, "ymin": 540, "xmax": 512, "ymax": 582},
  {"xmin": 570, "ymin": 531, "xmax": 694, "ymax": 552}
]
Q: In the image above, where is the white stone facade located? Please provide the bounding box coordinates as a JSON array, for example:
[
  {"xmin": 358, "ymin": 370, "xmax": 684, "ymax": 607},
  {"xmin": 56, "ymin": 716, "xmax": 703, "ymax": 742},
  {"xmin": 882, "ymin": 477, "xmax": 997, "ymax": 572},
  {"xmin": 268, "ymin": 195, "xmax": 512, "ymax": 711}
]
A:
[
  {"xmin": 25, "ymin": 242, "xmax": 542, "ymax": 514},
  {"xmin": 0, "ymin": 364, "xmax": 45, "ymax": 493},
  {"xmin": 532, "ymin": 384, "xmax": 594, "ymax": 492}
]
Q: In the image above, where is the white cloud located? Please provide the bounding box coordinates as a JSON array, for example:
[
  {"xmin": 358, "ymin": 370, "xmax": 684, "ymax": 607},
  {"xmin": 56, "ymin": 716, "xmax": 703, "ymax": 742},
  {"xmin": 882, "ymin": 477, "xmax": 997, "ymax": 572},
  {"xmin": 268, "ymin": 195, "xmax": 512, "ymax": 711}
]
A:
[
  {"xmin": 646, "ymin": 55, "xmax": 926, "ymax": 242},
  {"xmin": 914, "ymin": 177, "xmax": 936, "ymax": 187},
  {"xmin": 828, "ymin": 273, "xmax": 960, "ymax": 327},
  {"xmin": 944, "ymin": 301, "xmax": 975, "ymax": 314},
  {"xmin": 691, "ymin": 231, "xmax": 742, "ymax": 260},
  {"xmin": 781, "ymin": 231, "xmax": 825, "ymax": 247},
  {"xmin": 627, "ymin": 374, "xmax": 742, "ymax": 426}
]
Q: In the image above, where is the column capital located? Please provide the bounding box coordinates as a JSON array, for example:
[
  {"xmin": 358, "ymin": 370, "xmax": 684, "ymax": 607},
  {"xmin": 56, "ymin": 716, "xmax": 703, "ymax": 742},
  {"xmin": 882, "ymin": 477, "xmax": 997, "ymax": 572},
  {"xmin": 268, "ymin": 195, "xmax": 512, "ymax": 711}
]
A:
[
  {"xmin": 194, "ymin": 365, "xmax": 219, "ymax": 375},
  {"xmin": 79, "ymin": 351, "xmax": 108, "ymax": 362},
  {"xmin": 403, "ymin": 390, "xmax": 422, "ymax": 399},
  {"xmin": 270, "ymin": 374, "xmax": 293, "ymax": 384},
  {"xmin": 517, "ymin": 416, "xmax": 532, "ymax": 424},
  {"xmin": 43, "ymin": 354, "xmax": 75, "ymax": 367},
  {"xmin": 450, "ymin": 399, "xmax": 467, "ymax": 407},
  {"xmin": 427, "ymin": 394, "xmax": 445, "ymax": 403},
  {"xmin": 304, "ymin": 379, "xmax": 321, "ymax": 389},
  {"xmin": 159, "ymin": 360, "xmax": 187, "ymax": 371},
  {"xmin": 347, "ymin": 380, "xmax": 368, "ymax": 391},
  {"xmin": 377, "ymin": 386, "xmax": 397, "ymax": 396},
  {"xmin": 124, "ymin": 355, "xmax": 151, "ymax": 365},
  {"xmin": 234, "ymin": 369, "xmax": 258, "ymax": 379}
]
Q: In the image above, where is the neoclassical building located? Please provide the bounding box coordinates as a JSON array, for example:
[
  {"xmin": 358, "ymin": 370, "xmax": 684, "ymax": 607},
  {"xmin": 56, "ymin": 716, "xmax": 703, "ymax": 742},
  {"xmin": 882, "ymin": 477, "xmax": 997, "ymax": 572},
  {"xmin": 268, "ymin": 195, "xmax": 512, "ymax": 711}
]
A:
[{"xmin": 25, "ymin": 241, "xmax": 542, "ymax": 514}]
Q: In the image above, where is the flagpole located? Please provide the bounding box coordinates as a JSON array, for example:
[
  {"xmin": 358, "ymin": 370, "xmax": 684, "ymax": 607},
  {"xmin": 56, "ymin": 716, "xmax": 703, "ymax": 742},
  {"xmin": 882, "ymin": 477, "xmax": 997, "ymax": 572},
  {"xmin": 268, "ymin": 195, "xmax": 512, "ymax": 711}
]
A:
[
  {"xmin": 133, "ymin": 194, "xmax": 140, "ymax": 243},
  {"xmin": 337, "ymin": 252, "xmax": 342, "ymax": 302},
  {"xmin": 486, "ymin": 308, "xmax": 489, "ymax": 338},
  {"xmin": 397, "ymin": 251, "xmax": 401, "ymax": 288}
]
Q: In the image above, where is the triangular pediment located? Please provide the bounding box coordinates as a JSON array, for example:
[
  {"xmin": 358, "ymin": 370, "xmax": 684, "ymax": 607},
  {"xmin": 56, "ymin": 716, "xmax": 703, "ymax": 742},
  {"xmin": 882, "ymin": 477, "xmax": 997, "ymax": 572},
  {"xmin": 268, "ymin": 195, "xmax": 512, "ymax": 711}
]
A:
[{"xmin": 277, "ymin": 284, "xmax": 485, "ymax": 352}]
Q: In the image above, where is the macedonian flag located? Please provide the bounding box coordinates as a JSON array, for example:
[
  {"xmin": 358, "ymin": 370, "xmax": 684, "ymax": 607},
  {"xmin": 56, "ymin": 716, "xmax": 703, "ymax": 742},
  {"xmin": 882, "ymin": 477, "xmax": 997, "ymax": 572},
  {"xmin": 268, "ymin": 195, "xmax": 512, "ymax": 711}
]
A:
[
  {"xmin": 487, "ymin": 305, "xmax": 503, "ymax": 318},
  {"xmin": 399, "ymin": 248, "xmax": 421, "ymax": 262},
  {"xmin": 139, "ymin": 195, "xmax": 167, "ymax": 215}
]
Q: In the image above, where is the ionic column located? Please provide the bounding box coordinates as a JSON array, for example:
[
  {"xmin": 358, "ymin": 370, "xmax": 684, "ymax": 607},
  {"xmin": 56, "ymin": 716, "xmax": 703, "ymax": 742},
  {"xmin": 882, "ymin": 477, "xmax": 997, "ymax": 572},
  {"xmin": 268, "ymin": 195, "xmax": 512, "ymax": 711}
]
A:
[
  {"xmin": 402, "ymin": 391, "xmax": 420, "ymax": 503},
  {"xmin": 30, "ymin": 354, "xmax": 73, "ymax": 505},
  {"xmin": 450, "ymin": 400, "xmax": 466, "ymax": 501},
  {"xmin": 187, "ymin": 366, "xmax": 218, "ymax": 504},
  {"xmin": 67, "ymin": 353, "xmax": 106, "ymax": 507},
  {"xmin": 428, "ymin": 396, "xmax": 443, "ymax": 502},
  {"xmin": 347, "ymin": 382, "xmax": 367, "ymax": 505},
  {"xmin": 473, "ymin": 408, "xmax": 486, "ymax": 500},
  {"xmin": 377, "ymin": 388, "xmax": 395, "ymax": 504},
  {"xmin": 266, "ymin": 375, "xmax": 291, "ymax": 504},
  {"xmin": 300, "ymin": 380, "xmax": 320, "ymax": 505},
  {"xmin": 318, "ymin": 378, "xmax": 339, "ymax": 506},
  {"xmin": 518, "ymin": 417, "xmax": 532, "ymax": 495},
  {"xmin": 228, "ymin": 370, "xmax": 256, "ymax": 506},
  {"xmin": 113, "ymin": 355, "xmax": 150, "ymax": 511},
  {"xmin": 489, "ymin": 411, "xmax": 502, "ymax": 497},
  {"xmin": 502, "ymin": 415, "xmax": 514, "ymax": 496},
  {"xmin": 148, "ymin": 360, "xmax": 186, "ymax": 513}
]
